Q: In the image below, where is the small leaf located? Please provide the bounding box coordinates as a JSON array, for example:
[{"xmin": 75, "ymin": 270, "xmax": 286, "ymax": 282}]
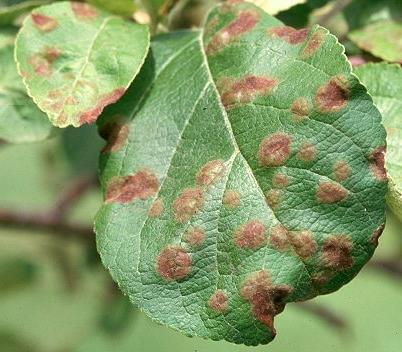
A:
[
  {"xmin": 15, "ymin": 1, "xmax": 150, "ymax": 128},
  {"xmin": 247, "ymin": 0, "xmax": 306, "ymax": 15},
  {"xmin": 354, "ymin": 63, "xmax": 402, "ymax": 221},
  {"xmin": 87, "ymin": 0, "xmax": 137, "ymax": 17},
  {"xmin": 349, "ymin": 20, "xmax": 402, "ymax": 63},
  {"xmin": 0, "ymin": 29, "xmax": 53, "ymax": 144},
  {"xmin": 95, "ymin": 1, "xmax": 386, "ymax": 346},
  {"xmin": 0, "ymin": 0, "xmax": 51, "ymax": 25}
]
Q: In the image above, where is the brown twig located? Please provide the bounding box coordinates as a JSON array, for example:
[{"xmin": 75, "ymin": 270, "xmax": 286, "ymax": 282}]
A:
[
  {"xmin": 369, "ymin": 258, "xmax": 402, "ymax": 278},
  {"xmin": 295, "ymin": 301, "xmax": 348, "ymax": 331}
]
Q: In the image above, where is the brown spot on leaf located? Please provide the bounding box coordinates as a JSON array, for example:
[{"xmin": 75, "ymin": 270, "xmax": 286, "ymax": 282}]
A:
[
  {"xmin": 301, "ymin": 29, "xmax": 325, "ymax": 57},
  {"xmin": 206, "ymin": 10, "xmax": 259, "ymax": 54},
  {"xmin": 268, "ymin": 26, "xmax": 308, "ymax": 44},
  {"xmin": 315, "ymin": 76, "xmax": 349, "ymax": 113},
  {"xmin": 31, "ymin": 13, "xmax": 58, "ymax": 32},
  {"xmin": 222, "ymin": 189, "xmax": 240, "ymax": 208},
  {"xmin": 269, "ymin": 225, "xmax": 290, "ymax": 250},
  {"xmin": 289, "ymin": 230, "xmax": 316, "ymax": 259},
  {"xmin": 297, "ymin": 142, "xmax": 316, "ymax": 162},
  {"xmin": 234, "ymin": 220, "xmax": 265, "ymax": 249},
  {"xmin": 105, "ymin": 170, "xmax": 158, "ymax": 203},
  {"xmin": 43, "ymin": 47, "xmax": 60, "ymax": 62},
  {"xmin": 173, "ymin": 188, "xmax": 204, "ymax": 223},
  {"xmin": 196, "ymin": 160, "xmax": 225, "ymax": 186},
  {"xmin": 258, "ymin": 132, "xmax": 291, "ymax": 167},
  {"xmin": 184, "ymin": 227, "xmax": 205, "ymax": 247},
  {"xmin": 156, "ymin": 246, "xmax": 191, "ymax": 281},
  {"xmin": 272, "ymin": 173, "xmax": 289, "ymax": 188},
  {"xmin": 28, "ymin": 55, "xmax": 51, "ymax": 76},
  {"xmin": 240, "ymin": 270, "xmax": 291, "ymax": 333},
  {"xmin": 71, "ymin": 2, "xmax": 97, "ymax": 19},
  {"xmin": 316, "ymin": 182, "xmax": 348, "ymax": 204},
  {"xmin": 148, "ymin": 198, "xmax": 164, "ymax": 218},
  {"xmin": 368, "ymin": 146, "xmax": 387, "ymax": 182},
  {"xmin": 333, "ymin": 160, "xmax": 351, "ymax": 182},
  {"xmin": 266, "ymin": 189, "xmax": 281, "ymax": 209},
  {"xmin": 79, "ymin": 88, "xmax": 126, "ymax": 125},
  {"xmin": 369, "ymin": 224, "xmax": 385, "ymax": 247},
  {"xmin": 220, "ymin": 75, "xmax": 278, "ymax": 107},
  {"xmin": 208, "ymin": 289, "xmax": 228, "ymax": 313},
  {"xmin": 321, "ymin": 235, "xmax": 354, "ymax": 270},
  {"xmin": 101, "ymin": 123, "xmax": 129, "ymax": 153},
  {"xmin": 291, "ymin": 97, "xmax": 309, "ymax": 121}
]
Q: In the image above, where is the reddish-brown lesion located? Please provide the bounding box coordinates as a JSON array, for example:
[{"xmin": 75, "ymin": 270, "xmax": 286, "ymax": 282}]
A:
[
  {"xmin": 268, "ymin": 26, "xmax": 308, "ymax": 45},
  {"xmin": 105, "ymin": 170, "xmax": 159, "ymax": 203},
  {"xmin": 291, "ymin": 97, "xmax": 310, "ymax": 121},
  {"xmin": 258, "ymin": 132, "xmax": 292, "ymax": 167},
  {"xmin": 301, "ymin": 29, "xmax": 325, "ymax": 57},
  {"xmin": 369, "ymin": 224, "xmax": 385, "ymax": 247},
  {"xmin": 100, "ymin": 123, "xmax": 129, "ymax": 153},
  {"xmin": 184, "ymin": 227, "xmax": 205, "ymax": 247},
  {"xmin": 315, "ymin": 76, "xmax": 350, "ymax": 113},
  {"xmin": 208, "ymin": 289, "xmax": 228, "ymax": 313},
  {"xmin": 234, "ymin": 220, "xmax": 265, "ymax": 249},
  {"xmin": 28, "ymin": 54, "xmax": 52, "ymax": 77},
  {"xmin": 71, "ymin": 2, "xmax": 97, "ymax": 19},
  {"xmin": 289, "ymin": 230, "xmax": 316, "ymax": 259},
  {"xmin": 222, "ymin": 189, "xmax": 241, "ymax": 208},
  {"xmin": 240, "ymin": 270, "xmax": 292, "ymax": 333},
  {"xmin": 196, "ymin": 160, "xmax": 225, "ymax": 186},
  {"xmin": 265, "ymin": 189, "xmax": 282, "ymax": 209},
  {"xmin": 368, "ymin": 146, "xmax": 387, "ymax": 182},
  {"xmin": 148, "ymin": 198, "xmax": 164, "ymax": 218},
  {"xmin": 321, "ymin": 235, "xmax": 354, "ymax": 270},
  {"xmin": 173, "ymin": 188, "xmax": 204, "ymax": 223},
  {"xmin": 297, "ymin": 142, "xmax": 316, "ymax": 162},
  {"xmin": 31, "ymin": 13, "xmax": 58, "ymax": 32},
  {"xmin": 156, "ymin": 246, "xmax": 191, "ymax": 281},
  {"xmin": 316, "ymin": 182, "xmax": 348, "ymax": 204},
  {"xmin": 333, "ymin": 160, "xmax": 351, "ymax": 182}
]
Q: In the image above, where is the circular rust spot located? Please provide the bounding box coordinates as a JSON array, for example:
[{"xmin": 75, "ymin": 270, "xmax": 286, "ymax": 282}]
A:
[
  {"xmin": 71, "ymin": 2, "xmax": 97, "ymax": 18},
  {"xmin": 368, "ymin": 146, "xmax": 387, "ymax": 182},
  {"xmin": 258, "ymin": 132, "xmax": 292, "ymax": 167},
  {"xmin": 297, "ymin": 142, "xmax": 316, "ymax": 162},
  {"xmin": 301, "ymin": 29, "xmax": 325, "ymax": 57},
  {"xmin": 269, "ymin": 225, "xmax": 290, "ymax": 250},
  {"xmin": 28, "ymin": 54, "xmax": 52, "ymax": 77},
  {"xmin": 196, "ymin": 160, "xmax": 225, "ymax": 186},
  {"xmin": 234, "ymin": 220, "xmax": 265, "ymax": 249},
  {"xmin": 222, "ymin": 189, "xmax": 240, "ymax": 208},
  {"xmin": 105, "ymin": 170, "xmax": 158, "ymax": 203},
  {"xmin": 268, "ymin": 26, "xmax": 308, "ymax": 44},
  {"xmin": 315, "ymin": 76, "xmax": 349, "ymax": 113},
  {"xmin": 173, "ymin": 188, "xmax": 204, "ymax": 223},
  {"xmin": 184, "ymin": 227, "xmax": 205, "ymax": 247},
  {"xmin": 156, "ymin": 246, "xmax": 191, "ymax": 281},
  {"xmin": 316, "ymin": 182, "xmax": 348, "ymax": 204},
  {"xmin": 333, "ymin": 160, "xmax": 351, "ymax": 182},
  {"xmin": 266, "ymin": 189, "xmax": 282, "ymax": 209},
  {"xmin": 31, "ymin": 13, "xmax": 58, "ymax": 32},
  {"xmin": 208, "ymin": 289, "xmax": 228, "ymax": 313},
  {"xmin": 291, "ymin": 97, "xmax": 309, "ymax": 121},
  {"xmin": 321, "ymin": 235, "xmax": 353, "ymax": 270},
  {"xmin": 289, "ymin": 230, "xmax": 316, "ymax": 259},
  {"xmin": 272, "ymin": 173, "xmax": 289, "ymax": 188},
  {"xmin": 148, "ymin": 198, "xmax": 164, "ymax": 218}
]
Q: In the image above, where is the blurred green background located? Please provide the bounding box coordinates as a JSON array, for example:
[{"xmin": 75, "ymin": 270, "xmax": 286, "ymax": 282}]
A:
[{"xmin": 0, "ymin": 127, "xmax": 401, "ymax": 352}]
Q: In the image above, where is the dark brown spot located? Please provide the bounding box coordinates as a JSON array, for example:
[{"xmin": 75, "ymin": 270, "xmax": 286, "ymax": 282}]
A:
[
  {"xmin": 79, "ymin": 88, "xmax": 126, "ymax": 125},
  {"xmin": 369, "ymin": 146, "xmax": 387, "ymax": 182},
  {"xmin": 321, "ymin": 235, "xmax": 354, "ymax": 270},
  {"xmin": 222, "ymin": 189, "xmax": 240, "ymax": 208},
  {"xmin": 297, "ymin": 142, "xmax": 316, "ymax": 162},
  {"xmin": 173, "ymin": 188, "xmax": 204, "ymax": 223},
  {"xmin": 301, "ymin": 29, "xmax": 325, "ymax": 57},
  {"xmin": 31, "ymin": 13, "xmax": 58, "ymax": 32},
  {"xmin": 234, "ymin": 220, "xmax": 265, "ymax": 249},
  {"xmin": 101, "ymin": 123, "xmax": 129, "ymax": 153},
  {"xmin": 266, "ymin": 189, "xmax": 281, "ymax": 209},
  {"xmin": 315, "ymin": 76, "xmax": 349, "ymax": 113},
  {"xmin": 43, "ymin": 47, "xmax": 60, "ymax": 62},
  {"xmin": 184, "ymin": 227, "xmax": 205, "ymax": 247},
  {"xmin": 208, "ymin": 289, "xmax": 228, "ymax": 313},
  {"xmin": 206, "ymin": 10, "xmax": 259, "ymax": 54},
  {"xmin": 240, "ymin": 270, "xmax": 291, "ymax": 333},
  {"xmin": 71, "ymin": 2, "xmax": 97, "ymax": 18},
  {"xmin": 333, "ymin": 160, "xmax": 351, "ymax": 182},
  {"xmin": 196, "ymin": 160, "xmax": 225, "ymax": 186},
  {"xmin": 220, "ymin": 75, "xmax": 278, "ymax": 107},
  {"xmin": 268, "ymin": 26, "xmax": 308, "ymax": 44},
  {"xmin": 272, "ymin": 173, "xmax": 289, "ymax": 188},
  {"xmin": 148, "ymin": 198, "xmax": 164, "ymax": 218},
  {"xmin": 316, "ymin": 182, "xmax": 348, "ymax": 203},
  {"xmin": 258, "ymin": 132, "xmax": 291, "ymax": 167},
  {"xmin": 289, "ymin": 230, "xmax": 316, "ymax": 259},
  {"xmin": 269, "ymin": 225, "xmax": 290, "ymax": 250},
  {"xmin": 28, "ymin": 55, "xmax": 51, "ymax": 76},
  {"xmin": 369, "ymin": 224, "xmax": 385, "ymax": 247},
  {"xmin": 291, "ymin": 97, "xmax": 309, "ymax": 121},
  {"xmin": 105, "ymin": 170, "xmax": 158, "ymax": 203},
  {"xmin": 156, "ymin": 246, "xmax": 191, "ymax": 280}
]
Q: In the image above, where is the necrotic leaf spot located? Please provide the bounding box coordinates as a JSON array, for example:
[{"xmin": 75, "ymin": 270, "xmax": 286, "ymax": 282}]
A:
[
  {"xmin": 173, "ymin": 188, "xmax": 204, "ymax": 223},
  {"xmin": 156, "ymin": 246, "xmax": 191, "ymax": 281},
  {"xmin": 31, "ymin": 13, "xmax": 58, "ymax": 32},
  {"xmin": 297, "ymin": 142, "xmax": 316, "ymax": 162},
  {"xmin": 269, "ymin": 225, "xmax": 290, "ymax": 251},
  {"xmin": 316, "ymin": 182, "xmax": 348, "ymax": 204},
  {"xmin": 291, "ymin": 97, "xmax": 309, "ymax": 121},
  {"xmin": 369, "ymin": 224, "xmax": 385, "ymax": 247},
  {"xmin": 315, "ymin": 76, "xmax": 349, "ymax": 113},
  {"xmin": 321, "ymin": 235, "xmax": 353, "ymax": 270},
  {"xmin": 368, "ymin": 146, "xmax": 387, "ymax": 182},
  {"xmin": 101, "ymin": 123, "xmax": 129, "ymax": 153},
  {"xmin": 289, "ymin": 230, "xmax": 316, "ymax": 259},
  {"xmin": 266, "ymin": 189, "xmax": 281, "ymax": 209},
  {"xmin": 272, "ymin": 173, "xmax": 289, "ymax": 188},
  {"xmin": 258, "ymin": 132, "xmax": 291, "ymax": 167},
  {"xmin": 333, "ymin": 160, "xmax": 351, "ymax": 182},
  {"xmin": 184, "ymin": 227, "xmax": 205, "ymax": 247},
  {"xmin": 196, "ymin": 160, "xmax": 225, "ymax": 186},
  {"xmin": 222, "ymin": 189, "xmax": 240, "ymax": 208},
  {"xmin": 234, "ymin": 220, "xmax": 265, "ymax": 249},
  {"xmin": 71, "ymin": 2, "xmax": 97, "ymax": 19},
  {"xmin": 208, "ymin": 289, "xmax": 228, "ymax": 313},
  {"xmin": 267, "ymin": 26, "xmax": 308, "ymax": 44},
  {"xmin": 301, "ymin": 29, "xmax": 325, "ymax": 57},
  {"xmin": 148, "ymin": 198, "xmax": 164, "ymax": 218}
]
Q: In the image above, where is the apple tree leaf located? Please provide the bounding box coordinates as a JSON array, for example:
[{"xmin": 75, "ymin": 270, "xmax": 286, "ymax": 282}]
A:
[
  {"xmin": 95, "ymin": 1, "xmax": 387, "ymax": 346},
  {"xmin": 354, "ymin": 63, "xmax": 402, "ymax": 220},
  {"xmin": 14, "ymin": 1, "xmax": 150, "ymax": 128}
]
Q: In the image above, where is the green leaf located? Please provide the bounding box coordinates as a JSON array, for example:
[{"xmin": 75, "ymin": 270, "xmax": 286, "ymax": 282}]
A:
[
  {"xmin": 0, "ymin": 258, "xmax": 37, "ymax": 293},
  {"xmin": 349, "ymin": 20, "xmax": 402, "ymax": 63},
  {"xmin": 0, "ymin": 29, "xmax": 53, "ymax": 143},
  {"xmin": 354, "ymin": 63, "xmax": 402, "ymax": 221},
  {"xmin": 95, "ymin": 1, "xmax": 386, "ymax": 346},
  {"xmin": 0, "ymin": 0, "xmax": 51, "ymax": 26},
  {"xmin": 248, "ymin": 0, "xmax": 306, "ymax": 15},
  {"xmin": 87, "ymin": 0, "xmax": 137, "ymax": 17},
  {"xmin": 15, "ymin": 1, "xmax": 150, "ymax": 128}
]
